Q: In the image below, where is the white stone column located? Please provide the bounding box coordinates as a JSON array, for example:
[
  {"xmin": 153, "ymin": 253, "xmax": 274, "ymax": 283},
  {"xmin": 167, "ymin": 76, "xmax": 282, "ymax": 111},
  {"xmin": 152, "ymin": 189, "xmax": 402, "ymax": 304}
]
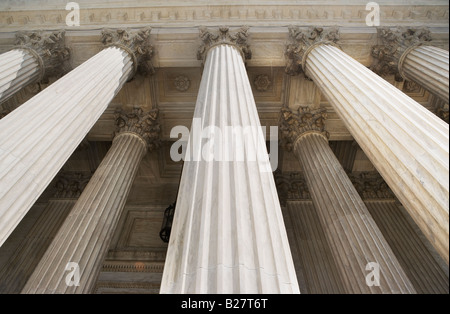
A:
[
  {"xmin": 0, "ymin": 173, "xmax": 89, "ymax": 293},
  {"xmin": 160, "ymin": 27, "xmax": 300, "ymax": 294},
  {"xmin": 0, "ymin": 28, "xmax": 154, "ymax": 247},
  {"xmin": 22, "ymin": 107, "xmax": 160, "ymax": 294},
  {"xmin": 286, "ymin": 26, "xmax": 449, "ymax": 264},
  {"xmin": 372, "ymin": 27, "xmax": 449, "ymax": 103},
  {"xmin": 280, "ymin": 107, "xmax": 415, "ymax": 294},
  {"xmin": 0, "ymin": 31, "xmax": 69, "ymax": 104}
]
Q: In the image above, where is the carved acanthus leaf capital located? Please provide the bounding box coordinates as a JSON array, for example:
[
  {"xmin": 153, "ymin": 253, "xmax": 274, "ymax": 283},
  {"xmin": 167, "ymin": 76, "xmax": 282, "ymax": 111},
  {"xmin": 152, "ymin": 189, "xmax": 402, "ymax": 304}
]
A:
[
  {"xmin": 53, "ymin": 172, "xmax": 91, "ymax": 199},
  {"xmin": 15, "ymin": 30, "xmax": 71, "ymax": 83},
  {"xmin": 197, "ymin": 26, "xmax": 252, "ymax": 62},
  {"xmin": 348, "ymin": 172, "xmax": 395, "ymax": 199},
  {"xmin": 101, "ymin": 27, "xmax": 154, "ymax": 77},
  {"xmin": 285, "ymin": 26, "xmax": 340, "ymax": 76},
  {"xmin": 274, "ymin": 170, "xmax": 311, "ymax": 205},
  {"xmin": 279, "ymin": 107, "xmax": 328, "ymax": 151},
  {"xmin": 115, "ymin": 106, "xmax": 161, "ymax": 151},
  {"xmin": 371, "ymin": 27, "xmax": 432, "ymax": 80}
]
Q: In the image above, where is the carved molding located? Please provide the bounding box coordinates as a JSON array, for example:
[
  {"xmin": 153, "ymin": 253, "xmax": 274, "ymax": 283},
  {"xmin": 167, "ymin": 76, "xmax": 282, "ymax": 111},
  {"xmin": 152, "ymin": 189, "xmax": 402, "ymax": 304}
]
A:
[
  {"xmin": 253, "ymin": 74, "xmax": 271, "ymax": 92},
  {"xmin": 285, "ymin": 26, "xmax": 340, "ymax": 76},
  {"xmin": 101, "ymin": 261, "xmax": 164, "ymax": 273},
  {"xmin": 93, "ymin": 282, "xmax": 161, "ymax": 294},
  {"xmin": 279, "ymin": 106, "xmax": 328, "ymax": 151},
  {"xmin": 197, "ymin": 26, "xmax": 251, "ymax": 62},
  {"xmin": 371, "ymin": 27, "xmax": 432, "ymax": 80},
  {"xmin": 15, "ymin": 30, "xmax": 70, "ymax": 83},
  {"xmin": 106, "ymin": 249, "xmax": 166, "ymax": 261},
  {"xmin": 101, "ymin": 27, "xmax": 154, "ymax": 77},
  {"xmin": 115, "ymin": 106, "xmax": 161, "ymax": 151},
  {"xmin": 53, "ymin": 172, "xmax": 91, "ymax": 199}
]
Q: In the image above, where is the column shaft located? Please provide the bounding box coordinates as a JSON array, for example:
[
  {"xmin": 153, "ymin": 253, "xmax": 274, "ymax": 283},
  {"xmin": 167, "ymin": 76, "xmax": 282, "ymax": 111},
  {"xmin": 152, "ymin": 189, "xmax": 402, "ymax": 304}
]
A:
[
  {"xmin": 0, "ymin": 199, "xmax": 75, "ymax": 293},
  {"xmin": 0, "ymin": 49, "xmax": 41, "ymax": 103},
  {"xmin": 22, "ymin": 133, "xmax": 146, "ymax": 293},
  {"xmin": 160, "ymin": 44, "xmax": 299, "ymax": 293},
  {"xmin": 305, "ymin": 44, "xmax": 449, "ymax": 263},
  {"xmin": 366, "ymin": 200, "xmax": 449, "ymax": 294},
  {"xmin": 294, "ymin": 133, "xmax": 415, "ymax": 293},
  {"xmin": 286, "ymin": 201, "xmax": 345, "ymax": 294},
  {"xmin": 0, "ymin": 46, "xmax": 133, "ymax": 247},
  {"xmin": 401, "ymin": 46, "xmax": 449, "ymax": 103}
]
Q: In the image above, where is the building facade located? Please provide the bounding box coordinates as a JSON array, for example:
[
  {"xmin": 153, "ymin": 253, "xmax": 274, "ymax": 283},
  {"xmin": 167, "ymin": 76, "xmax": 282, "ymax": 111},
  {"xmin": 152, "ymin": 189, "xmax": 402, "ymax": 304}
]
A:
[{"xmin": 0, "ymin": 0, "xmax": 448, "ymax": 294}]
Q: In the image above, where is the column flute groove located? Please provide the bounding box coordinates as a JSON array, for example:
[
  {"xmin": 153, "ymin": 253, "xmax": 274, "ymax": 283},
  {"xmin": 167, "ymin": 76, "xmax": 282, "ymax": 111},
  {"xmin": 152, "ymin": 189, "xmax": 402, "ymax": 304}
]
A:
[
  {"xmin": 0, "ymin": 31, "xmax": 70, "ymax": 104},
  {"xmin": 286, "ymin": 26, "xmax": 449, "ymax": 264},
  {"xmin": 280, "ymin": 106, "xmax": 415, "ymax": 293},
  {"xmin": 22, "ymin": 107, "xmax": 160, "ymax": 294},
  {"xmin": 0, "ymin": 172, "xmax": 90, "ymax": 293},
  {"xmin": 161, "ymin": 27, "xmax": 299, "ymax": 294},
  {"xmin": 0, "ymin": 28, "xmax": 155, "ymax": 247},
  {"xmin": 372, "ymin": 27, "xmax": 449, "ymax": 103}
]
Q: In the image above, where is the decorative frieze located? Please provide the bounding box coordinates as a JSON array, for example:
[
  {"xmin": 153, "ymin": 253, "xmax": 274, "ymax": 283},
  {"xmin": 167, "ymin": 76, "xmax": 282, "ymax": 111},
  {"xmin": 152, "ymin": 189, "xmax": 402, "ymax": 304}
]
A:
[
  {"xmin": 101, "ymin": 28, "xmax": 154, "ymax": 77},
  {"xmin": 279, "ymin": 106, "xmax": 328, "ymax": 151},
  {"xmin": 197, "ymin": 26, "xmax": 251, "ymax": 62},
  {"xmin": 0, "ymin": 5, "xmax": 449, "ymax": 29},
  {"xmin": 15, "ymin": 30, "xmax": 70, "ymax": 82},
  {"xmin": 371, "ymin": 27, "xmax": 432, "ymax": 80},
  {"xmin": 115, "ymin": 106, "xmax": 161, "ymax": 151},
  {"xmin": 285, "ymin": 26, "xmax": 339, "ymax": 76}
]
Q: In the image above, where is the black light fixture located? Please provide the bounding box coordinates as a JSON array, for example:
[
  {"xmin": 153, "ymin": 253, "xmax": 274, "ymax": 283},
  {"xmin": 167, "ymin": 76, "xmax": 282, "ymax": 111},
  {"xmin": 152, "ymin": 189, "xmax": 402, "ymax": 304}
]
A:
[{"xmin": 160, "ymin": 202, "xmax": 176, "ymax": 243}]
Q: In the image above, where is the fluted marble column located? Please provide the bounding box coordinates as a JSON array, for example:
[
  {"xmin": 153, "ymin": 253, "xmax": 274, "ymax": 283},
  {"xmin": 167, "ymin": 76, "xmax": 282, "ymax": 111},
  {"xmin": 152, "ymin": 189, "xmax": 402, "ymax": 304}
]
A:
[
  {"xmin": 0, "ymin": 173, "xmax": 89, "ymax": 293},
  {"xmin": 286, "ymin": 26, "xmax": 449, "ymax": 264},
  {"xmin": 22, "ymin": 107, "xmax": 160, "ymax": 294},
  {"xmin": 365, "ymin": 200, "xmax": 449, "ymax": 294},
  {"xmin": 285, "ymin": 201, "xmax": 345, "ymax": 294},
  {"xmin": 0, "ymin": 31, "xmax": 69, "ymax": 103},
  {"xmin": 372, "ymin": 27, "xmax": 449, "ymax": 103},
  {"xmin": 280, "ymin": 107, "xmax": 415, "ymax": 293},
  {"xmin": 0, "ymin": 28, "xmax": 154, "ymax": 247},
  {"xmin": 160, "ymin": 27, "xmax": 299, "ymax": 294}
]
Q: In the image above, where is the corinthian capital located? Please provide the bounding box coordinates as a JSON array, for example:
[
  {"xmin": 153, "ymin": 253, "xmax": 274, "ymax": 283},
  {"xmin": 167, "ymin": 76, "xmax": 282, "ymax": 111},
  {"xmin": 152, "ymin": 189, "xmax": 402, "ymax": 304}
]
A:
[
  {"xmin": 101, "ymin": 27, "xmax": 154, "ymax": 77},
  {"xmin": 371, "ymin": 27, "xmax": 432, "ymax": 80},
  {"xmin": 15, "ymin": 30, "xmax": 71, "ymax": 83},
  {"xmin": 197, "ymin": 26, "xmax": 252, "ymax": 62},
  {"xmin": 285, "ymin": 26, "xmax": 340, "ymax": 76},
  {"xmin": 348, "ymin": 172, "xmax": 395, "ymax": 200},
  {"xmin": 53, "ymin": 172, "xmax": 91, "ymax": 199},
  {"xmin": 115, "ymin": 106, "xmax": 161, "ymax": 151},
  {"xmin": 279, "ymin": 106, "xmax": 328, "ymax": 151}
]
